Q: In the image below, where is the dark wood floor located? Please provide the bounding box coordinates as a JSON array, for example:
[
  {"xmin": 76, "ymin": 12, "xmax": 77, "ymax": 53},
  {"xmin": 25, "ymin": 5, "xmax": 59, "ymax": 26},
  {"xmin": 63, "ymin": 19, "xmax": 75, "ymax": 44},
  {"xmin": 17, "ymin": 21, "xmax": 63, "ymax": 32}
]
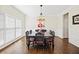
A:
[{"xmin": 0, "ymin": 36, "xmax": 79, "ymax": 54}]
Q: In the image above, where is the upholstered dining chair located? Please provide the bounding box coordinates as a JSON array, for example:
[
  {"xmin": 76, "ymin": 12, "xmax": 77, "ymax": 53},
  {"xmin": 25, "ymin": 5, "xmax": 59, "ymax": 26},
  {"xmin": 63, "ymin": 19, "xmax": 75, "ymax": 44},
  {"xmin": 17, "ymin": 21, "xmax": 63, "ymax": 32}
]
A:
[
  {"xmin": 46, "ymin": 36, "xmax": 54, "ymax": 48},
  {"xmin": 25, "ymin": 31, "xmax": 35, "ymax": 49},
  {"xmin": 45, "ymin": 31, "xmax": 55, "ymax": 48},
  {"xmin": 34, "ymin": 32, "xmax": 45, "ymax": 48}
]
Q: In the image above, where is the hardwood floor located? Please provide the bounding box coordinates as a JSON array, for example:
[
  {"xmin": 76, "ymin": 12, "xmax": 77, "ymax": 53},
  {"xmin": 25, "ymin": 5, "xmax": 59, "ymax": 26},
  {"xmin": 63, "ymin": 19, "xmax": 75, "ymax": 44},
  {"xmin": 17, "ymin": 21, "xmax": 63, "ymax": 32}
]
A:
[{"xmin": 0, "ymin": 36, "xmax": 79, "ymax": 54}]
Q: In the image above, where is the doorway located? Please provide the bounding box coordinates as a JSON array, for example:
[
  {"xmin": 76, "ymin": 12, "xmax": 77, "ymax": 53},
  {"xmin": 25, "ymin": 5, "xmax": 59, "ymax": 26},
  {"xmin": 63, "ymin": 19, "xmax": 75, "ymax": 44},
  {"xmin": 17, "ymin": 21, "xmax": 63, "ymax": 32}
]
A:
[{"xmin": 63, "ymin": 13, "xmax": 69, "ymax": 39}]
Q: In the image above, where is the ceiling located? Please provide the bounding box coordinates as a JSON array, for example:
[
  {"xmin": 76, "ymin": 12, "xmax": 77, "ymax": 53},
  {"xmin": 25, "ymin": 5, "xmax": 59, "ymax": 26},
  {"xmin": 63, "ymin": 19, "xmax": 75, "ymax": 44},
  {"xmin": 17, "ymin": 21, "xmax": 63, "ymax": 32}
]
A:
[{"xmin": 14, "ymin": 5, "xmax": 72, "ymax": 16}]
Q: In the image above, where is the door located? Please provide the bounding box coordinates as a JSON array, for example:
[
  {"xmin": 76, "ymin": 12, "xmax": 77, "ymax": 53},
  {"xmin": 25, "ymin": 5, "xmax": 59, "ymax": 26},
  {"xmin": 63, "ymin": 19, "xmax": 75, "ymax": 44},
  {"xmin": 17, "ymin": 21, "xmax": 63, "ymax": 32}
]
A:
[{"xmin": 63, "ymin": 13, "xmax": 69, "ymax": 39}]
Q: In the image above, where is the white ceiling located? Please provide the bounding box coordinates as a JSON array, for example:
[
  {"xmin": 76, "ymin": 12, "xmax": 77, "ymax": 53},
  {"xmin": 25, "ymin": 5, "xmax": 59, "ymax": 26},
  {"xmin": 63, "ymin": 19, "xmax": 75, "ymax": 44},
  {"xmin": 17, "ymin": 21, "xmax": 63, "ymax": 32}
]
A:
[{"xmin": 14, "ymin": 5, "xmax": 71, "ymax": 16}]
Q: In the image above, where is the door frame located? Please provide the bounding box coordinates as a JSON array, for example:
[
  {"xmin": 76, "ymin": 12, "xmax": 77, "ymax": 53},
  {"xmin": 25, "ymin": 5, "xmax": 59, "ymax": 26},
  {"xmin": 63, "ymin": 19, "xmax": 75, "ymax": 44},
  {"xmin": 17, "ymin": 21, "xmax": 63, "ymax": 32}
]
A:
[{"xmin": 63, "ymin": 13, "xmax": 69, "ymax": 39}]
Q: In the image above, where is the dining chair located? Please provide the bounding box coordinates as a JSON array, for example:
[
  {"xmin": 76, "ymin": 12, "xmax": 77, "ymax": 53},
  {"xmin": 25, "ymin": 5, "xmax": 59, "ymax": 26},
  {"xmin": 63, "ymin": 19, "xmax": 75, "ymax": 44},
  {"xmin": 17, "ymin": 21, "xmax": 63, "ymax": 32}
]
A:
[
  {"xmin": 46, "ymin": 37, "xmax": 54, "ymax": 48},
  {"xmin": 26, "ymin": 31, "xmax": 29, "ymax": 39},
  {"xmin": 34, "ymin": 32, "xmax": 45, "ymax": 48},
  {"xmin": 25, "ymin": 31, "xmax": 35, "ymax": 49},
  {"xmin": 49, "ymin": 30, "xmax": 55, "ymax": 36},
  {"xmin": 45, "ymin": 31, "xmax": 55, "ymax": 48}
]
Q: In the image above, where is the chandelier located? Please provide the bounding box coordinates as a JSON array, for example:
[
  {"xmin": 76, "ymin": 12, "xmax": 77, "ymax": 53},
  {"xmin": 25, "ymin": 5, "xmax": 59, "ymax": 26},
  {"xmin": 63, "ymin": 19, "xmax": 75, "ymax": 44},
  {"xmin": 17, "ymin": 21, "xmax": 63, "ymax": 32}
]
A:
[{"xmin": 37, "ymin": 5, "xmax": 45, "ymax": 21}]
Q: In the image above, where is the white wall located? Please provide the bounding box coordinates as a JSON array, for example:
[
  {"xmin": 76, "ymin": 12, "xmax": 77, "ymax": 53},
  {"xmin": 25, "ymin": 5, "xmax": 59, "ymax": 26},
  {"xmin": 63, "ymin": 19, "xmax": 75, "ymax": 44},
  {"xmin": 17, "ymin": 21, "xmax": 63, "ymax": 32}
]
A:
[
  {"xmin": 45, "ymin": 15, "xmax": 58, "ymax": 35},
  {"xmin": 68, "ymin": 6, "xmax": 79, "ymax": 47},
  {"xmin": 25, "ymin": 15, "xmax": 37, "ymax": 31},
  {"xmin": 58, "ymin": 6, "xmax": 79, "ymax": 47},
  {"xmin": 56, "ymin": 14, "xmax": 63, "ymax": 38}
]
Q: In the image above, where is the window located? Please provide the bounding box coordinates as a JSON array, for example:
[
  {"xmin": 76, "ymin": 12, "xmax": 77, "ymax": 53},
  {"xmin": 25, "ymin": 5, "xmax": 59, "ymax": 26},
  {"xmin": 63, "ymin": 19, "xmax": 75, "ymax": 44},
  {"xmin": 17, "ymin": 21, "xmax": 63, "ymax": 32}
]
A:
[
  {"xmin": 0, "ymin": 14, "xmax": 4, "ymax": 28},
  {"xmin": 0, "ymin": 14, "xmax": 5, "ymax": 46},
  {"xmin": 5, "ymin": 16, "xmax": 15, "ymax": 28},
  {"xmin": 5, "ymin": 29, "xmax": 15, "ymax": 42},
  {"xmin": 5, "ymin": 15, "xmax": 16, "ymax": 42},
  {"xmin": 16, "ymin": 19, "xmax": 22, "ymax": 38},
  {"xmin": 0, "ymin": 14, "xmax": 23, "ymax": 46},
  {"xmin": 0, "ymin": 30, "xmax": 4, "ymax": 46},
  {"xmin": 16, "ymin": 19, "xmax": 22, "ymax": 28},
  {"xmin": 16, "ymin": 29, "xmax": 22, "ymax": 38}
]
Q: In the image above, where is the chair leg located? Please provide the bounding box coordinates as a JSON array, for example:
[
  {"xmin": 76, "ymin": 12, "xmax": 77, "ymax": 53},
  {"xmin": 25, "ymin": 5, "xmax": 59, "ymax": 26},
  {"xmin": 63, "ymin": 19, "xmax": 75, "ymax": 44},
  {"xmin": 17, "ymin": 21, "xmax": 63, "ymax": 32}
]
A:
[
  {"xmin": 27, "ymin": 44, "xmax": 30, "ymax": 49},
  {"xmin": 50, "ymin": 42, "xmax": 54, "ymax": 49},
  {"xmin": 48, "ymin": 42, "xmax": 52, "ymax": 49},
  {"xmin": 52, "ymin": 44, "xmax": 54, "ymax": 48}
]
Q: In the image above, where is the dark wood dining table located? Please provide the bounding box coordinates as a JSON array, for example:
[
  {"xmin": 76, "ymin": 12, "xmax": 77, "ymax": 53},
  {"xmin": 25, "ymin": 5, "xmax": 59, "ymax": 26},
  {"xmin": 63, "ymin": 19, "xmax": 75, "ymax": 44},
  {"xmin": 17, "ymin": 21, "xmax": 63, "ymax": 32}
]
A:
[{"xmin": 26, "ymin": 31, "xmax": 54, "ymax": 49}]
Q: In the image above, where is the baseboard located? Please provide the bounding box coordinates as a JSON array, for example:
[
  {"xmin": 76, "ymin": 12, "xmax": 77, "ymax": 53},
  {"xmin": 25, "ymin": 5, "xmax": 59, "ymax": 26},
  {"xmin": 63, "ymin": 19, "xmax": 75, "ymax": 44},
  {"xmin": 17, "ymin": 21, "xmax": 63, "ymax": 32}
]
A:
[
  {"xmin": 55, "ymin": 36, "xmax": 63, "ymax": 39},
  {"xmin": 63, "ymin": 38, "xmax": 69, "ymax": 39},
  {"xmin": 56, "ymin": 36, "xmax": 69, "ymax": 39},
  {"xmin": 0, "ymin": 36, "xmax": 24, "ymax": 51}
]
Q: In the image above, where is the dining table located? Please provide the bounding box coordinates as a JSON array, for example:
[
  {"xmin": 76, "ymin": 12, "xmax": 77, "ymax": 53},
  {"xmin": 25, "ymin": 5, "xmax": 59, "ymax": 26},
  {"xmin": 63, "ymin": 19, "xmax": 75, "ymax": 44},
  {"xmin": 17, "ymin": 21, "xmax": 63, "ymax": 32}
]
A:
[{"xmin": 26, "ymin": 31, "xmax": 54, "ymax": 49}]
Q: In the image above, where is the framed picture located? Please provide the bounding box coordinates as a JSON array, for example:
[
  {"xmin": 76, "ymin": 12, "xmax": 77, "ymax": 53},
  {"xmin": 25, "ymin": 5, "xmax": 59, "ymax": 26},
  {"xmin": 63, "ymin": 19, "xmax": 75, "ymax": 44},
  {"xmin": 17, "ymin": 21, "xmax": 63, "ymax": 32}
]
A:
[{"xmin": 73, "ymin": 14, "xmax": 79, "ymax": 24}]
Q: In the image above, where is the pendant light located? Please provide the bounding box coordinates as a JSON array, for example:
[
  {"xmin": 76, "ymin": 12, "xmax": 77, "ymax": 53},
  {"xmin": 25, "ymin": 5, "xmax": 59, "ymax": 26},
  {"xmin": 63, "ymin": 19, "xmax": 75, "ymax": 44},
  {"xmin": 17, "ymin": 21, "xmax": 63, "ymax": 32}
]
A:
[{"xmin": 38, "ymin": 5, "xmax": 45, "ymax": 21}]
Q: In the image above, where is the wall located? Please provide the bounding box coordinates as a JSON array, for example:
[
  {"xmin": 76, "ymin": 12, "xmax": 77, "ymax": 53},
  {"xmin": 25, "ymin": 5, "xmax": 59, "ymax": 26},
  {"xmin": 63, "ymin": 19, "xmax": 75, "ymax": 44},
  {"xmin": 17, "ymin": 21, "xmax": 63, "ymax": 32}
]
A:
[
  {"xmin": 45, "ymin": 15, "xmax": 58, "ymax": 35},
  {"xmin": 56, "ymin": 14, "xmax": 63, "ymax": 38},
  {"xmin": 58, "ymin": 6, "xmax": 79, "ymax": 47},
  {"xmin": 25, "ymin": 15, "xmax": 37, "ymax": 31},
  {"xmin": 69, "ymin": 6, "xmax": 79, "ymax": 47}
]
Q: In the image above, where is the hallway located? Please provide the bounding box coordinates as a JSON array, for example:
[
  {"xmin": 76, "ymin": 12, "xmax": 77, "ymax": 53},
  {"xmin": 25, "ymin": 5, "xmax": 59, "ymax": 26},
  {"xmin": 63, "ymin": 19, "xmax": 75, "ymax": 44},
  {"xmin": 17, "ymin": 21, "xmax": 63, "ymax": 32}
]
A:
[{"xmin": 0, "ymin": 36, "xmax": 79, "ymax": 54}]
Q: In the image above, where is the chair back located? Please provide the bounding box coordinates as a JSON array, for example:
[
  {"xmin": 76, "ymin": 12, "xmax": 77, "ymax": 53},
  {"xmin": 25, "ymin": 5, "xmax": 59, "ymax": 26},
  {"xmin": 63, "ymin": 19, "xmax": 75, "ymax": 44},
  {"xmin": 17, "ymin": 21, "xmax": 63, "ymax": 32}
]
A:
[
  {"xmin": 35, "ymin": 32, "xmax": 44, "ymax": 36},
  {"xmin": 26, "ymin": 31, "xmax": 29, "ymax": 36},
  {"xmin": 35, "ymin": 32, "xmax": 44, "ymax": 41},
  {"xmin": 29, "ymin": 30, "xmax": 32, "ymax": 34},
  {"xmin": 35, "ymin": 29, "xmax": 39, "ymax": 32},
  {"xmin": 41, "ymin": 29, "xmax": 47, "ymax": 32},
  {"xmin": 52, "ymin": 31, "xmax": 55, "ymax": 36},
  {"xmin": 50, "ymin": 30, "xmax": 55, "ymax": 36},
  {"xmin": 25, "ymin": 31, "xmax": 30, "ymax": 40}
]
